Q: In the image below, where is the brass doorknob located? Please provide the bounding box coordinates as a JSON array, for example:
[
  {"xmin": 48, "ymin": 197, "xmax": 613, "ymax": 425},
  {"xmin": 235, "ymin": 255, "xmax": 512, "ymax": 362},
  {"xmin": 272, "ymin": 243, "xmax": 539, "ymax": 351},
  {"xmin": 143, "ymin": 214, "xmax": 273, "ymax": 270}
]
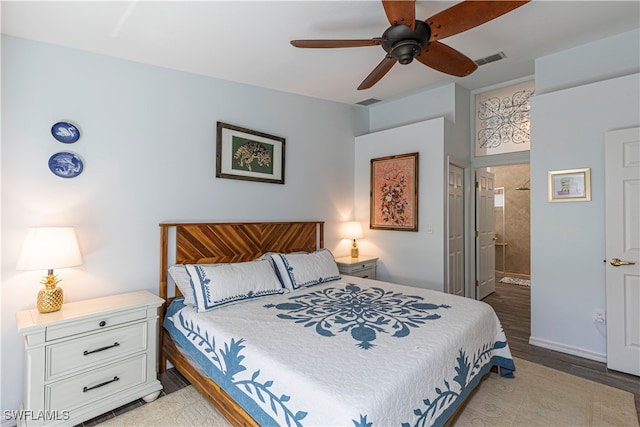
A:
[{"xmin": 610, "ymin": 258, "xmax": 636, "ymax": 267}]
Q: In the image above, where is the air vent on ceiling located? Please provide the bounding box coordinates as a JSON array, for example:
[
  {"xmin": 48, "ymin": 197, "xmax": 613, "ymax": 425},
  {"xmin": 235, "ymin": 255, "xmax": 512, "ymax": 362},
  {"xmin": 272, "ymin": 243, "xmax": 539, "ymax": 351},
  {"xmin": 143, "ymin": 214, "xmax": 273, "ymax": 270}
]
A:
[
  {"xmin": 356, "ymin": 98, "xmax": 382, "ymax": 106},
  {"xmin": 474, "ymin": 51, "xmax": 506, "ymax": 66}
]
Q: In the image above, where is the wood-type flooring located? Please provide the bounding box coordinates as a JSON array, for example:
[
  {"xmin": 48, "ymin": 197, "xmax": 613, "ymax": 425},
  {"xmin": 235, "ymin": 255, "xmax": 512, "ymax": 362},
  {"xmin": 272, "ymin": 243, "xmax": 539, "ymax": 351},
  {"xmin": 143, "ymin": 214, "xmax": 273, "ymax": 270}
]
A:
[{"xmin": 484, "ymin": 281, "xmax": 640, "ymax": 420}]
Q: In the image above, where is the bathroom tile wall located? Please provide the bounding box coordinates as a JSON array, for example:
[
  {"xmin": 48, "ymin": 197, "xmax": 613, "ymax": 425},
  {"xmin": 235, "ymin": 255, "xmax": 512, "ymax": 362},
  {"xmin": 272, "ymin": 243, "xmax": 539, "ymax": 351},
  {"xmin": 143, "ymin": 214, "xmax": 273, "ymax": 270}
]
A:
[{"xmin": 493, "ymin": 164, "xmax": 531, "ymax": 276}]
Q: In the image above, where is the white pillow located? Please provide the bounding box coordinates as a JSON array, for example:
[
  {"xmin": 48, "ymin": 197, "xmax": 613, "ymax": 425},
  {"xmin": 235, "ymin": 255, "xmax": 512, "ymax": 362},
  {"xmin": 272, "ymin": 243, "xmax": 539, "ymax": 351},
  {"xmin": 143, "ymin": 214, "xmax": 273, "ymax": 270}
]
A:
[
  {"xmin": 271, "ymin": 249, "xmax": 340, "ymax": 291},
  {"xmin": 255, "ymin": 251, "xmax": 307, "ymax": 268},
  {"xmin": 168, "ymin": 264, "xmax": 196, "ymax": 306},
  {"xmin": 185, "ymin": 259, "xmax": 285, "ymax": 312}
]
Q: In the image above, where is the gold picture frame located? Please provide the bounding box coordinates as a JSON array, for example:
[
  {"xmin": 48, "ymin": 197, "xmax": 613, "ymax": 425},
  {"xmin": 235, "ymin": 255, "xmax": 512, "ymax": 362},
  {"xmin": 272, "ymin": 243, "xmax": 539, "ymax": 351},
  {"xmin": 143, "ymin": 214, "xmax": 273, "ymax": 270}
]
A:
[
  {"xmin": 370, "ymin": 152, "xmax": 419, "ymax": 231},
  {"xmin": 548, "ymin": 168, "xmax": 591, "ymax": 202}
]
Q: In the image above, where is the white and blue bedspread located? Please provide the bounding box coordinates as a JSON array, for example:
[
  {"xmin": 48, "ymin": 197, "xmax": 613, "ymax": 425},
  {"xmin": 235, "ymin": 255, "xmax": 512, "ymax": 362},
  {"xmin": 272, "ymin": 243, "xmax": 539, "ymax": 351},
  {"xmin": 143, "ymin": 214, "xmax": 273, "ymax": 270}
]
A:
[{"xmin": 164, "ymin": 276, "xmax": 515, "ymax": 427}]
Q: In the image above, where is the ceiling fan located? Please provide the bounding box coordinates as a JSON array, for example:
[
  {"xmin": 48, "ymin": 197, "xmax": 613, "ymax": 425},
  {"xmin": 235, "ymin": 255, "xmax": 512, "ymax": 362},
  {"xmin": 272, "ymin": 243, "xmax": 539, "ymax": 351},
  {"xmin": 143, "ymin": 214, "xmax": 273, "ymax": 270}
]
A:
[{"xmin": 290, "ymin": 0, "xmax": 530, "ymax": 90}]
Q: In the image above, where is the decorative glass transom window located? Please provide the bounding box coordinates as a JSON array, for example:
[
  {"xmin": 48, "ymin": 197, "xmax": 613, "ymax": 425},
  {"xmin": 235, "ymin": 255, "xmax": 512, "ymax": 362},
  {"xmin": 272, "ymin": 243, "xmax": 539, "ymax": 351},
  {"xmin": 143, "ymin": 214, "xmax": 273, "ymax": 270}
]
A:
[{"xmin": 475, "ymin": 79, "xmax": 535, "ymax": 157}]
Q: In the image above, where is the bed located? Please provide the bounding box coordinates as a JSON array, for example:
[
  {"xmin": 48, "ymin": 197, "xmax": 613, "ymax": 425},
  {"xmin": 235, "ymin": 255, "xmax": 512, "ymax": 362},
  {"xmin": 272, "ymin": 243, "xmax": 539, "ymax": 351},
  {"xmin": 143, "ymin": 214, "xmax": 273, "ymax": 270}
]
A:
[{"xmin": 159, "ymin": 221, "xmax": 515, "ymax": 426}]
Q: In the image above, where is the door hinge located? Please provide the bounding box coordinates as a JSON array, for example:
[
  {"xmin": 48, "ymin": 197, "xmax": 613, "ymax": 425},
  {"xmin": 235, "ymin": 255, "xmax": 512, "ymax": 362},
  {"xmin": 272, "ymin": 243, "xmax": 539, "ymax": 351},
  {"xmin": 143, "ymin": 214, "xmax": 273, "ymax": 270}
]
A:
[
  {"xmin": 475, "ymin": 231, "xmax": 479, "ymax": 238},
  {"xmin": 475, "ymin": 181, "xmax": 479, "ymax": 189},
  {"xmin": 475, "ymin": 280, "xmax": 479, "ymax": 287}
]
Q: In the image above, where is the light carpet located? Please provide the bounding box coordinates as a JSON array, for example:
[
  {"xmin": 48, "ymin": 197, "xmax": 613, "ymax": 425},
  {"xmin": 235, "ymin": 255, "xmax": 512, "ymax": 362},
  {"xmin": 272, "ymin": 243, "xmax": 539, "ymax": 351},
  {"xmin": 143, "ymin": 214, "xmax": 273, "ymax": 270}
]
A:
[
  {"xmin": 99, "ymin": 358, "xmax": 638, "ymax": 427},
  {"xmin": 499, "ymin": 276, "xmax": 531, "ymax": 287}
]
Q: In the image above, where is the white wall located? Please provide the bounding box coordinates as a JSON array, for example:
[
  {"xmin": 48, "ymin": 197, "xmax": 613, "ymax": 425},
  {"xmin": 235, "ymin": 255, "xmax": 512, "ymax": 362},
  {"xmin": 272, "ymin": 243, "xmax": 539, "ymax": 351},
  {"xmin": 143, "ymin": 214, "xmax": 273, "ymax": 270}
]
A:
[
  {"xmin": 361, "ymin": 84, "xmax": 473, "ymax": 295},
  {"xmin": 528, "ymin": 28, "xmax": 640, "ymax": 361},
  {"xmin": 0, "ymin": 36, "xmax": 366, "ymax": 416},
  {"xmin": 354, "ymin": 118, "xmax": 447, "ymax": 290},
  {"xmin": 368, "ymin": 85, "xmax": 456, "ymax": 133},
  {"xmin": 359, "ymin": 29, "xmax": 640, "ymax": 362},
  {"xmin": 535, "ymin": 28, "xmax": 640, "ymax": 95},
  {"xmin": 530, "ymin": 73, "xmax": 639, "ymax": 360}
]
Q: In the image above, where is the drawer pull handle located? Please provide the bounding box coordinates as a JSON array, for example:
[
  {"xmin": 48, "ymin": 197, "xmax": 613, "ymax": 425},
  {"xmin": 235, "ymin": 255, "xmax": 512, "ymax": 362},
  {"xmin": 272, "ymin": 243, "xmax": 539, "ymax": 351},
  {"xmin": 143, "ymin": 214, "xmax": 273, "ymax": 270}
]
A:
[
  {"xmin": 83, "ymin": 376, "xmax": 119, "ymax": 393},
  {"xmin": 99, "ymin": 321, "xmax": 107, "ymax": 327},
  {"xmin": 84, "ymin": 342, "xmax": 120, "ymax": 356}
]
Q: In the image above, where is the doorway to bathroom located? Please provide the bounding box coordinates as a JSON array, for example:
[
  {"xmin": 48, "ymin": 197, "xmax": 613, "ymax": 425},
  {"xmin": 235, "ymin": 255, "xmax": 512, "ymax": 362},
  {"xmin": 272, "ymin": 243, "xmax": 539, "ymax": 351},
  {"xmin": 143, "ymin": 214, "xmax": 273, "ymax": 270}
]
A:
[{"xmin": 491, "ymin": 163, "xmax": 531, "ymax": 286}]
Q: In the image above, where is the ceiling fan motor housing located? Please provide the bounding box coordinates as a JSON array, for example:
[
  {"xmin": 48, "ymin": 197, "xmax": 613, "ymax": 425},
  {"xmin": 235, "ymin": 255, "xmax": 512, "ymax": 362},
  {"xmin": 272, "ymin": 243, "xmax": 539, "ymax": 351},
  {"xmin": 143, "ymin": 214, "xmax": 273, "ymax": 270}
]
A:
[{"xmin": 381, "ymin": 20, "xmax": 430, "ymax": 64}]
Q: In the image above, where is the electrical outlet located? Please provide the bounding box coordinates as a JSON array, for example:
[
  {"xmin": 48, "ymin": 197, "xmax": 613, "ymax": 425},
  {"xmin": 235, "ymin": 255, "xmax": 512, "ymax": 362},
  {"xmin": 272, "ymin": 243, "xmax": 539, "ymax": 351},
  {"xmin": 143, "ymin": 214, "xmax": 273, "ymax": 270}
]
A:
[{"xmin": 593, "ymin": 309, "xmax": 606, "ymax": 324}]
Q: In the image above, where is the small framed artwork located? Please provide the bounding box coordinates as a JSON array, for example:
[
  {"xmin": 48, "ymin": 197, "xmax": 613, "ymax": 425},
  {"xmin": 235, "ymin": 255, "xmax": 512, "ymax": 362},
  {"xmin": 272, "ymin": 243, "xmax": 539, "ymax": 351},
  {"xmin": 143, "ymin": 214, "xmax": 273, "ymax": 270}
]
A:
[
  {"xmin": 216, "ymin": 122, "xmax": 285, "ymax": 184},
  {"xmin": 548, "ymin": 168, "xmax": 591, "ymax": 202},
  {"xmin": 370, "ymin": 152, "xmax": 419, "ymax": 231}
]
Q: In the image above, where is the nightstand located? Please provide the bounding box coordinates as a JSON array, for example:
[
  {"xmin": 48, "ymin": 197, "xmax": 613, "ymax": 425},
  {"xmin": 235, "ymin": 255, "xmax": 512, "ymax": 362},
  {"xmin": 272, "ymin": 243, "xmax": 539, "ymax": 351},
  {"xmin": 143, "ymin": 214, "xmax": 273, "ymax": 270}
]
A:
[
  {"xmin": 15, "ymin": 290, "xmax": 164, "ymax": 426},
  {"xmin": 335, "ymin": 255, "xmax": 378, "ymax": 279}
]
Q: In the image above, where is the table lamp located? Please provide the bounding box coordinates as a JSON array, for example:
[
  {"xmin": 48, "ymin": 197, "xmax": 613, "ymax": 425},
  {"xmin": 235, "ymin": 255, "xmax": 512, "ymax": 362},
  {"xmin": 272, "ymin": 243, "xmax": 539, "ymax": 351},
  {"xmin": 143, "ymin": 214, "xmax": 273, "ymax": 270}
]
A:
[
  {"xmin": 17, "ymin": 227, "xmax": 83, "ymax": 313},
  {"xmin": 344, "ymin": 221, "xmax": 363, "ymax": 258}
]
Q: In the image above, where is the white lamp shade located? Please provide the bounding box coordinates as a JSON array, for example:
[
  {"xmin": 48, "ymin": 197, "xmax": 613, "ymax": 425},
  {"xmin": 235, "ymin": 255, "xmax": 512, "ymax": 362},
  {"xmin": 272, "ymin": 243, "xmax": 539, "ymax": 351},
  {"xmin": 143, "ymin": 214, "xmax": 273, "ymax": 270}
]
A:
[
  {"xmin": 344, "ymin": 221, "xmax": 363, "ymax": 240},
  {"xmin": 17, "ymin": 227, "xmax": 83, "ymax": 271}
]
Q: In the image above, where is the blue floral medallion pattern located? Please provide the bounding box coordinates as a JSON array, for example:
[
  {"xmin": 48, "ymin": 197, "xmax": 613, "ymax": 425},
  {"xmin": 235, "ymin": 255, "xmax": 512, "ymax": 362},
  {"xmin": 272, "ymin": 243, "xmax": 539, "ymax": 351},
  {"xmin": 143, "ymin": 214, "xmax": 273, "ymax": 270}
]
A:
[
  {"xmin": 404, "ymin": 340, "xmax": 511, "ymax": 427},
  {"xmin": 166, "ymin": 295, "xmax": 515, "ymax": 427},
  {"xmin": 177, "ymin": 311, "xmax": 308, "ymax": 426},
  {"xmin": 265, "ymin": 284, "xmax": 450, "ymax": 349}
]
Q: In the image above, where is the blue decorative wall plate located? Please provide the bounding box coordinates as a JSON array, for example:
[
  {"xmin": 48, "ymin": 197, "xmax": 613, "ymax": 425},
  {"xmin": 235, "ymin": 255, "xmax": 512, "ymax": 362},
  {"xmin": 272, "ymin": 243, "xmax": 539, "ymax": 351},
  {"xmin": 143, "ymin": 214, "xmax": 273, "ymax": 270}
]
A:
[
  {"xmin": 48, "ymin": 152, "xmax": 84, "ymax": 178},
  {"xmin": 51, "ymin": 121, "xmax": 80, "ymax": 143}
]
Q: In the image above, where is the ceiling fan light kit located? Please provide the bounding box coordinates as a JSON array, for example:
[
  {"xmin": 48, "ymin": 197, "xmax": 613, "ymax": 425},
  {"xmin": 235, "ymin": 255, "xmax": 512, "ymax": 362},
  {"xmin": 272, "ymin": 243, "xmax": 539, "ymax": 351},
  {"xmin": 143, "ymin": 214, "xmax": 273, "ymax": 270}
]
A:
[{"xmin": 290, "ymin": 0, "xmax": 530, "ymax": 90}]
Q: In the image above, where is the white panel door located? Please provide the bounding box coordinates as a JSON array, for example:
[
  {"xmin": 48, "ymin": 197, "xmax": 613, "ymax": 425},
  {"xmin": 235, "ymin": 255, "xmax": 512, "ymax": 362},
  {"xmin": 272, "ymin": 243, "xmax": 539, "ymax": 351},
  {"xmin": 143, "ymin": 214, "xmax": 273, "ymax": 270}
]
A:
[
  {"xmin": 476, "ymin": 169, "xmax": 496, "ymax": 300},
  {"xmin": 448, "ymin": 164, "xmax": 464, "ymax": 296},
  {"xmin": 605, "ymin": 127, "xmax": 640, "ymax": 376}
]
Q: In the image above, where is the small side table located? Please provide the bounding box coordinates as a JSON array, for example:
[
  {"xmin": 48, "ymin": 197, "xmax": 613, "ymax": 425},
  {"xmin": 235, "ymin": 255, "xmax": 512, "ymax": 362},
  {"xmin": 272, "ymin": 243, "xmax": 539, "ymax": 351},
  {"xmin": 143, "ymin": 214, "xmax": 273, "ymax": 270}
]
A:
[
  {"xmin": 335, "ymin": 255, "xmax": 378, "ymax": 279},
  {"xmin": 16, "ymin": 290, "xmax": 163, "ymax": 426}
]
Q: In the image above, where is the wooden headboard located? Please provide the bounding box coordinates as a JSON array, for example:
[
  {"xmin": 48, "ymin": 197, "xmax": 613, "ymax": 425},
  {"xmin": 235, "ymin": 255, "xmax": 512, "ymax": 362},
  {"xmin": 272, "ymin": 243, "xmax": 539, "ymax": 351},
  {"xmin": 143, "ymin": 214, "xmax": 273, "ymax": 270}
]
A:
[
  {"xmin": 159, "ymin": 221, "xmax": 325, "ymax": 303},
  {"xmin": 157, "ymin": 221, "xmax": 323, "ymax": 426}
]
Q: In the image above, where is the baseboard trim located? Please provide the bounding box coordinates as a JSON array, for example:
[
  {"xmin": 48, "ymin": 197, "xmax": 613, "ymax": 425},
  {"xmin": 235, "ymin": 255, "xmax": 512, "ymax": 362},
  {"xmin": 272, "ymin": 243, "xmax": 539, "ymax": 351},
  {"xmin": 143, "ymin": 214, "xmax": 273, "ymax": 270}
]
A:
[{"xmin": 529, "ymin": 336, "xmax": 607, "ymax": 363}]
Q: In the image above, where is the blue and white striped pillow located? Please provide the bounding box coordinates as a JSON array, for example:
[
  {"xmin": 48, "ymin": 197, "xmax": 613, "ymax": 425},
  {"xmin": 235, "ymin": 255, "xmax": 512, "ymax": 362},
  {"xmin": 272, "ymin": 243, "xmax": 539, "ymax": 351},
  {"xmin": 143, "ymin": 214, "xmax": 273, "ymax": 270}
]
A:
[
  {"xmin": 271, "ymin": 249, "xmax": 341, "ymax": 291},
  {"xmin": 185, "ymin": 259, "xmax": 285, "ymax": 312}
]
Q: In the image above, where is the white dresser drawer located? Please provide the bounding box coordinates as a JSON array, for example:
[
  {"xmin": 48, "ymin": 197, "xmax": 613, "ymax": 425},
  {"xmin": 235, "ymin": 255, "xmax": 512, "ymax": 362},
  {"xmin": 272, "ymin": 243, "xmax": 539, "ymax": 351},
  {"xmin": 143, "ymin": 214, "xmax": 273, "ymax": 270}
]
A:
[
  {"xmin": 47, "ymin": 322, "xmax": 147, "ymax": 380},
  {"xmin": 46, "ymin": 354, "xmax": 147, "ymax": 412},
  {"xmin": 348, "ymin": 266, "xmax": 376, "ymax": 279},
  {"xmin": 350, "ymin": 260, "xmax": 376, "ymax": 271},
  {"xmin": 335, "ymin": 256, "xmax": 378, "ymax": 280},
  {"xmin": 46, "ymin": 308, "xmax": 147, "ymax": 341},
  {"xmin": 17, "ymin": 291, "xmax": 163, "ymax": 426}
]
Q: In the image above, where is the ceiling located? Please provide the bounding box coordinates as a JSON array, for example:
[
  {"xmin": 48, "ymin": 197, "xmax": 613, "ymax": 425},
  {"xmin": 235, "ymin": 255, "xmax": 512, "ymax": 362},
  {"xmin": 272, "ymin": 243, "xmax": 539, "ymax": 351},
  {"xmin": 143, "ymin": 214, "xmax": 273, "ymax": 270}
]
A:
[{"xmin": 2, "ymin": 1, "xmax": 639, "ymax": 106}]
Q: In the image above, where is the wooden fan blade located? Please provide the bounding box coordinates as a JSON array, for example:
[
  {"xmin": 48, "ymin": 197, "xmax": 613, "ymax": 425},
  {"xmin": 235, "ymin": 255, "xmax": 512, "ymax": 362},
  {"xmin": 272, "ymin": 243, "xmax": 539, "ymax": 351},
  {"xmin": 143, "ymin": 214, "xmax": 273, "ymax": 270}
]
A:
[
  {"xmin": 416, "ymin": 41, "xmax": 477, "ymax": 77},
  {"xmin": 425, "ymin": 1, "xmax": 529, "ymax": 41},
  {"xmin": 358, "ymin": 55, "xmax": 397, "ymax": 90},
  {"xmin": 291, "ymin": 38, "xmax": 384, "ymax": 48},
  {"xmin": 382, "ymin": 0, "xmax": 415, "ymax": 29}
]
